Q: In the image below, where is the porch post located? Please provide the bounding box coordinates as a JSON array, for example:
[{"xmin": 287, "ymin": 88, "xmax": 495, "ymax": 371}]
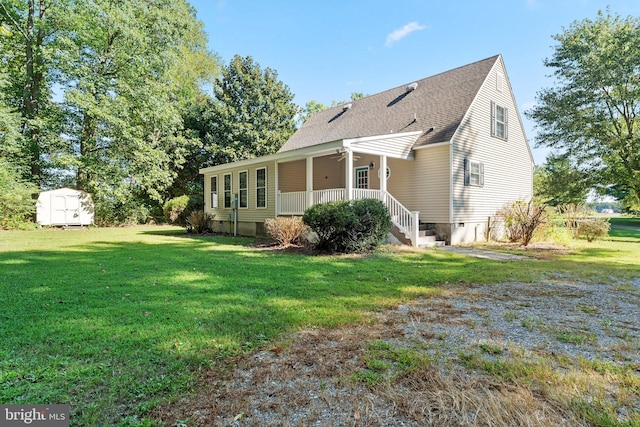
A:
[
  {"xmin": 306, "ymin": 156, "xmax": 313, "ymax": 208},
  {"xmin": 379, "ymin": 155, "xmax": 387, "ymax": 198},
  {"xmin": 275, "ymin": 161, "xmax": 279, "ymax": 216},
  {"xmin": 345, "ymin": 149, "xmax": 353, "ymax": 200},
  {"xmin": 412, "ymin": 211, "xmax": 420, "ymax": 247}
]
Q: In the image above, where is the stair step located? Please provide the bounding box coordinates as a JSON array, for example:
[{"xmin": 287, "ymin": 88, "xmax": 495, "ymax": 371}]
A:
[{"xmin": 418, "ymin": 240, "xmax": 446, "ymax": 248}]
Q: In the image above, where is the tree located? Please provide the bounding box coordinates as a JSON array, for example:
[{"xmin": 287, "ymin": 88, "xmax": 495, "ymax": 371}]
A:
[
  {"xmin": 205, "ymin": 55, "xmax": 298, "ymax": 166},
  {"xmin": 299, "ymin": 100, "xmax": 327, "ymax": 125},
  {"xmin": 300, "ymin": 93, "xmax": 369, "ymax": 126},
  {"xmin": 527, "ymin": 10, "xmax": 640, "ymax": 204},
  {"xmin": 0, "ymin": 35, "xmax": 24, "ymax": 170},
  {"xmin": 330, "ymin": 92, "xmax": 368, "ymax": 107},
  {"xmin": 0, "ymin": 0, "xmax": 64, "ymax": 185},
  {"xmin": 534, "ymin": 153, "xmax": 590, "ymax": 206},
  {"xmin": 57, "ymin": 0, "xmax": 218, "ymax": 223},
  {"xmin": 0, "ymin": 158, "xmax": 38, "ymax": 229}
]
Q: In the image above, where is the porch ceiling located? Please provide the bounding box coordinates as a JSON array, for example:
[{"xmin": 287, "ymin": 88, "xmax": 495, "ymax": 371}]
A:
[{"xmin": 345, "ymin": 130, "xmax": 422, "ymax": 160}]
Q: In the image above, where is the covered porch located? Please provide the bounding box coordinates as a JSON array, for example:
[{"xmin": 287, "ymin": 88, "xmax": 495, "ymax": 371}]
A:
[{"xmin": 274, "ymin": 131, "xmax": 424, "ymax": 245}]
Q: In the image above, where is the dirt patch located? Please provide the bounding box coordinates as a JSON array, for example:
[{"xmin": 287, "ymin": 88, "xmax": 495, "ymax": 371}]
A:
[{"xmin": 156, "ymin": 278, "xmax": 639, "ymax": 426}]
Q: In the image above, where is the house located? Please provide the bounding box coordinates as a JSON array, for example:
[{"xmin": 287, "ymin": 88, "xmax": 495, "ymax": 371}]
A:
[
  {"xmin": 199, "ymin": 55, "xmax": 533, "ymax": 245},
  {"xmin": 36, "ymin": 188, "xmax": 94, "ymax": 226}
]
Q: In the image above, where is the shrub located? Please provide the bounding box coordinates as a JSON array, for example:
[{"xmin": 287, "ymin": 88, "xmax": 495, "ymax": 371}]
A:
[
  {"xmin": 163, "ymin": 195, "xmax": 190, "ymax": 224},
  {"xmin": 302, "ymin": 198, "xmax": 391, "ymax": 253},
  {"xmin": 185, "ymin": 211, "xmax": 213, "ymax": 234},
  {"xmin": 94, "ymin": 196, "xmax": 153, "ymax": 226},
  {"xmin": 577, "ymin": 217, "xmax": 610, "ymax": 242},
  {"xmin": 0, "ymin": 159, "xmax": 37, "ymax": 229},
  {"xmin": 265, "ymin": 216, "xmax": 307, "ymax": 247},
  {"xmin": 497, "ymin": 200, "xmax": 548, "ymax": 247},
  {"xmin": 558, "ymin": 203, "xmax": 587, "ymax": 237}
]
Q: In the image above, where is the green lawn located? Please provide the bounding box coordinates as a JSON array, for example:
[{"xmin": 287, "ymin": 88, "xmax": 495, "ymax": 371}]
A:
[
  {"xmin": 1, "ymin": 225, "xmax": 639, "ymax": 425},
  {"xmin": 609, "ymin": 215, "xmax": 640, "ymax": 229}
]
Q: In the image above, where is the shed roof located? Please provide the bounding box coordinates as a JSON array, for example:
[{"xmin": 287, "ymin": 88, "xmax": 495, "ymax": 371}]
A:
[{"xmin": 279, "ymin": 55, "xmax": 500, "ymax": 153}]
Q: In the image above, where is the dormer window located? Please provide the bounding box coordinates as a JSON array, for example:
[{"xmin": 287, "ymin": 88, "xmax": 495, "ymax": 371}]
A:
[{"xmin": 491, "ymin": 101, "xmax": 508, "ymax": 140}]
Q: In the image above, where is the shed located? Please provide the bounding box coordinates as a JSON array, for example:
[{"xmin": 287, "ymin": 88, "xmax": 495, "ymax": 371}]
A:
[{"xmin": 36, "ymin": 188, "xmax": 95, "ymax": 226}]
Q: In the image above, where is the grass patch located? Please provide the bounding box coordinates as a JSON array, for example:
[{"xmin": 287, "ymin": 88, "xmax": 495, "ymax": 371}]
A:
[
  {"xmin": 479, "ymin": 343, "xmax": 504, "ymax": 355},
  {"xmin": 353, "ymin": 340, "xmax": 432, "ymax": 385},
  {"xmin": 608, "ymin": 216, "xmax": 640, "ymax": 229},
  {"xmin": 1, "ymin": 224, "xmax": 639, "ymax": 424},
  {"xmin": 457, "ymin": 349, "xmax": 639, "ymax": 426},
  {"xmin": 553, "ymin": 331, "xmax": 598, "ymax": 345}
]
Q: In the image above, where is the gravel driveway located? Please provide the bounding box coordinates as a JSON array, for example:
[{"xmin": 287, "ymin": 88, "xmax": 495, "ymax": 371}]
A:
[{"xmin": 160, "ymin": 276, "xmax": 640, "ymax": 426}]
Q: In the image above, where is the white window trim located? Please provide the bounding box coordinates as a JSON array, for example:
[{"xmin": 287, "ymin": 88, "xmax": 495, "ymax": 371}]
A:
[
  {"xmin": 354, "ymin": 166, "xmax": 369, "ymax": 189},
  {"xmin": 223, "ymin": 173, "xmax": 232, "ymax": 209},
  {"xmin": 490, "ymin": 101, "xmax": 508, "ymax": 141},
  {"xmin": 210, "ymin": 175, "xmax": 218, "ymax": 209},
  {"xmin": 238, "ymin": 170, "xmax": 248, "ymax": 209},
  {"xmin": 256, "ymin": 167, "xmax": 267, "ymax": 209}
]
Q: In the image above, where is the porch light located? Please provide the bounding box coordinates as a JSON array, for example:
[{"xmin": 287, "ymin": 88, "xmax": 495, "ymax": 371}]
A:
[{"xmin": 369, "ymin": 161, "xmax": 375, "ymax": 169}]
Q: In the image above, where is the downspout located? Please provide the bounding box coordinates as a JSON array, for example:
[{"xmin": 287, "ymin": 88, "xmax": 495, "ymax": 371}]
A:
[{"xmin": 233, "ymin": 193, "xmax": 238, "ymax": 236}]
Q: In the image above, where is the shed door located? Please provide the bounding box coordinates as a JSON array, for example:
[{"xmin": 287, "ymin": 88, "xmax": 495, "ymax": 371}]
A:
[{"xmin": 51, "ymin": 194, "xmax": 81, "ymax": 225}]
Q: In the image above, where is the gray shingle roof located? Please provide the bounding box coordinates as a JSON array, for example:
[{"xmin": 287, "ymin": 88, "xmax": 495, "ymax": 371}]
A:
[{"xmin": 279, "ymin": 55, "xmax": 500, "ymax": 153}]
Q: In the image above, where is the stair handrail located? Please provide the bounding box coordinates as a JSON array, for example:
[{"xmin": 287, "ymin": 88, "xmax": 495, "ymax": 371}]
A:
[{"xmin": 383, "ymin": 192, "xmax": 415, "ymax": 239}]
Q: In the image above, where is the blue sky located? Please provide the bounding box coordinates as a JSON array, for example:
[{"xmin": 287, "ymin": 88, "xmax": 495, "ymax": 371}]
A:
[{"xmin": 187, "ymin": 0, "xmax": 640, "ymax": 165}]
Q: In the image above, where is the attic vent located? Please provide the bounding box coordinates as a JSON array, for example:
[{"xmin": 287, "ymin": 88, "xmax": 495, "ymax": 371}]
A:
[
  {"xmin": 406, "ymin": 82, "xmax": 418, "ymax": 92},
  {"xmin": 343, "ymin": 103, "xmax": 352, "ymax": 111}
]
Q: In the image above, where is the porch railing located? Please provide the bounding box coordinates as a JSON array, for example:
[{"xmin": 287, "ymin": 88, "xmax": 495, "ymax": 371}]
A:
[
  {"xmin": 353, "ymin": 188, "xmax": 382, "ymax": 200},
  {"xmin": 312, "ymin": 188, "xmax": 345, "ymax": 205},
  {"xmin": 278, "ymin": 188, "xmax": 419, "ymax": 245},
  {"xmin": 278, "ymin": 191, "xmax": 307, "ymax": 215}
]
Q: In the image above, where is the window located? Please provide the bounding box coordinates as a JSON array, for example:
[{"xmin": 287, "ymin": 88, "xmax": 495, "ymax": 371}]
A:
[
  {"xmin": 210, "ymin": 176, "xmax": 218, "ymax": 209},
  {"xmin": 491, "ymin": 101, "xmax": 508, "ymax": 140},
  {"xmin": 238, "ymin": 171, "xmax": 248, "ymax": 208},
  {"xmin": 256, "ymin": 167, "xmax": 267, "ymax": 208},
  {"xmin": 464, "ymin": 159, "xmax": 484, "ymax": 187},
  {"xmin": 355, "ymin": 167, "xmax": 369, "ymax": 189},
  {"xmin": 223, "ymin": 173, "xmax": 232, "ymax": 208}
]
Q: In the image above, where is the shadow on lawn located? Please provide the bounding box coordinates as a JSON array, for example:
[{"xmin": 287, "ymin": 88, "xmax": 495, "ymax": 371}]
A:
[{"xmin": 1, "ymin": 233, "xmax": 638, "ymax": 424}]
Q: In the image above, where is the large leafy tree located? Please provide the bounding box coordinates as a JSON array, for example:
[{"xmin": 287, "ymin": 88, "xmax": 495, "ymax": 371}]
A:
[
  {"xmin": 0, "ymin": 27, "xmax": 38, "ymax": 227},
  {"xmin": 205, "ymin": 55, "xmax": 298, "ymax": 165},
  {"xmin": 0, "ymin": 0, "xmax": 64, "ymax": 185},
  {"xmin": 527, "ymin": 10, "xmax": 640, "ymax": 203},
  {"xmin": 0, "ymin": 27, "xmax": 22, "ymax": 166},
  {"xmin": 57, "ymin": 0, "xmax": 217, "ymax": 222},
  {"xmin": 534, "ymin": 153, "xmax": 590, "ymax": 206},
  {"xmin": 1, "ymin": 1, "xmax": 218, "ymax": 223}
]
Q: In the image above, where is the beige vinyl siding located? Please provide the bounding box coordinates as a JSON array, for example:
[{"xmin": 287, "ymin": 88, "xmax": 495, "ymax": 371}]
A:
[
  {"xmin": 277, "ymin": 159, "xmax": 306, "ymax": 192},
  {"xmin": 387, "ymin": 145, "xmax": 450, "ymax": 223},
  {"xmin": 203, "ymin": 161, "xmax": 276, "ymax": 222},
  {"xmin": 312, "ymin": 156, "xmax": 344, "ymax": 190},
  {"xmin": 353, "ymin": 154, "xmax": 380, "ymax": 189},
  {"xmin": 451, "ymin": 57, "xmax": 533, "ymax": 224}
]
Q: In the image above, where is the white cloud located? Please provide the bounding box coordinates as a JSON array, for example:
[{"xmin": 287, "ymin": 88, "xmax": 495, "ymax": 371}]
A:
[
  {"xmin": 385, "ymin": 22, "xmax": 429, "ymax": 47},
  {"xmin": 525, "ymin": 0, "xmax": 542, "ymax": 9}
]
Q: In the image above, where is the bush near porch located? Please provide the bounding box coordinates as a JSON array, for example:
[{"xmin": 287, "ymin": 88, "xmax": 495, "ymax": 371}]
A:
[{"xmin": 302, "ymin": 198, "xmax": 391, "ymax": 253}]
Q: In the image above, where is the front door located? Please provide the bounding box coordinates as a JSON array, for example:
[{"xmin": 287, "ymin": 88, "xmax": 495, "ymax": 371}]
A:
[{"xmin": 355, "ymin": 166, "xmax": 369, "ymax": 189}]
